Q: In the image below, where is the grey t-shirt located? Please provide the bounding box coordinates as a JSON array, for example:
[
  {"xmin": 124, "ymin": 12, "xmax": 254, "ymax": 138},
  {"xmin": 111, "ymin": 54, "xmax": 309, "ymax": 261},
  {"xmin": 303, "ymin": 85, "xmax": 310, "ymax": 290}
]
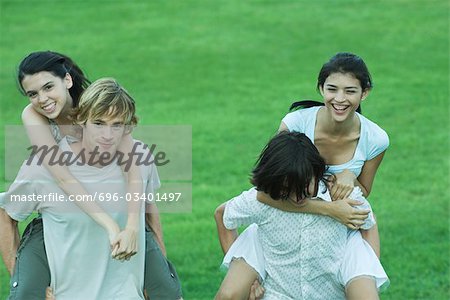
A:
[{"xmin": 1, "ymin": 138, "xmax": 160, "ymax": 300}]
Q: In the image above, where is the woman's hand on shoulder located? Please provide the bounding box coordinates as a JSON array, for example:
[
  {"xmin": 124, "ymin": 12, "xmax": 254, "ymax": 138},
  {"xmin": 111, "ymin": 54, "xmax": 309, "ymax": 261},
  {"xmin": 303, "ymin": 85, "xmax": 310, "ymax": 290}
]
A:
[
  {"xmin": 328, "ymin": 170, "xmax": 356, "ymax": 201},
  {"xmin": 248, "ymin": 279, "xmax": 265, "ymax": 300},
  {"xmin": 328, "ymin": 198, "xmax": 369, "ymax": 230}
]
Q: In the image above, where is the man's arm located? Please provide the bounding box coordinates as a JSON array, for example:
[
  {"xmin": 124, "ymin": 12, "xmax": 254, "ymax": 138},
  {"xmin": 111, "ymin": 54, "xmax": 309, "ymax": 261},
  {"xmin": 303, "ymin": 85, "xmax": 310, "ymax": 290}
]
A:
[
  {"xmin": 0, "ymin": 161, "xmax": 45, "ymax": 275},
  {"xmin": 0, "ymin": 208, "xmax": 19, "ymax": 276},
  {"xmin": 214, "ymin": 203, "xmax": 238, "ymax": 254},
  {"xmin": 145, "ymin": 203, "xmax": 166, "ymax": 256},
  {"xmin": 143, "ymin": 150, "xmax": 166, "ymax": 256},
  {"xmin": 215, "ymin": 191, "xmax": 265, "ymax": 254}
]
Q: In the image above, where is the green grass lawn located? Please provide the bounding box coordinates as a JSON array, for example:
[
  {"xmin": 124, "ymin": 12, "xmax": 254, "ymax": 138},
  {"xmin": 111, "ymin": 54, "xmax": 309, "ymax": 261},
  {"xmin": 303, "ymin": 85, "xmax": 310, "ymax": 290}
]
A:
[{"xmin": 0, "ymin": 0, "xmax": 448, "ymax": 299}]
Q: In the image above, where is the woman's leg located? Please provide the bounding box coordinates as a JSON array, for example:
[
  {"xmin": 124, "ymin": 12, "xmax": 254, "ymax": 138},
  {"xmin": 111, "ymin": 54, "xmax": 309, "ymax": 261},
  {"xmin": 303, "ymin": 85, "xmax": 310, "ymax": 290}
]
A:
[
  {"xmin": 9, "ymin": 217, "xmax": 50, "ymax": 300},
  {"xmin": 215, "ymin": 259, "xmax": 259, "ymax": 300},
  {"xmin": 339, "ymin": 230, "xmax": 389, "ymax": 300},
  {"xmin": 360, "ymin": 213, "xmax": 380, "ymax": 258}
]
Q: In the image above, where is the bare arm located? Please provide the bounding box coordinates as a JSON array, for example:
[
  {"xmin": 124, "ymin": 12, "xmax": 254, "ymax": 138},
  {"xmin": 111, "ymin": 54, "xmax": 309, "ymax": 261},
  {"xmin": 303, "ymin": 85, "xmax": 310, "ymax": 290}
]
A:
[
  {"xmin": 214, "ymin": 203, "xmax": 238, "ymax": 254},
  {"xmin": 329, "ymin": 151, "xmax": 387, "ymax": 200},
  {"xmin": 111, "ymin": 135, "xmax": 143, "ymax": 259},
  {"xmin": 0, "ymin": 209, "xmax": 19, "ymax": 276},
  {"xmin": 357, "ymin": 151, "xmax": 386, "ymax": 197},
  {"xmin": 145, "ymin": 203, "xmax": 166, "ymax": 256},
  {"xmin": 118, "ymin": 134, "xmax": 143, "ymax": 231},
  {"xmin": 21, "ymin": 106, "xmax": 120, "ymax": 241},
  {"xmin": 256, "ymin": 192, "xmax": 368, "ymax": 230}
]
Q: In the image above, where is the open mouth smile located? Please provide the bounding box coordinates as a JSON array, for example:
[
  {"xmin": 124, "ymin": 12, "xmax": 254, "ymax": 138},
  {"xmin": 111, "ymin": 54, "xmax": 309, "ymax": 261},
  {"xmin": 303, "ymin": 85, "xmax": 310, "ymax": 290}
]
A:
[
  {"xmin": 331, "ymin": 103, "xmax": 350, "ymax": 112},
  {"xmin": 42, "ymin": 102, "xmax": 56, "ymax": 113}
]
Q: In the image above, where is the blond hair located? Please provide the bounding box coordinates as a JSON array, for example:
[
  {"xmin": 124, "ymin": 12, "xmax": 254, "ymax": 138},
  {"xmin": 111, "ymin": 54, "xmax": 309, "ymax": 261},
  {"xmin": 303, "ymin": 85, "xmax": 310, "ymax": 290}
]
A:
[{"xmin": 73, "ymin": 78, "xmax": 138, "ymax": 128}]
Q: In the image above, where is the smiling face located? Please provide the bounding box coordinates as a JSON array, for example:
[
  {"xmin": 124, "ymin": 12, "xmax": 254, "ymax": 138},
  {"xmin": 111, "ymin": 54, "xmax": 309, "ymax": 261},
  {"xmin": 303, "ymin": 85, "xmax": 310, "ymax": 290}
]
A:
[
  {"xmin": 82, "ymin": 114, "xmax": 126, "ymax": 160},
  {"xmin": 21, "ymin": 71, "xmax": 73, "ymax": 121},
  {"xmin": 319, "ymin": 72, "xmax": 368, "ymax": 122}
]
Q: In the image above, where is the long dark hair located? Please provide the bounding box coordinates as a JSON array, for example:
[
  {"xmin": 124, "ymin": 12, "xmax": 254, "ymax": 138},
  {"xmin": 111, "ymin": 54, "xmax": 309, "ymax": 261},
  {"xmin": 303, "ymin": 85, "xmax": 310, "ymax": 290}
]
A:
[
  {"xmin": 17, "ymin": 51, "xmax": 90, "ymax": 107},
  {"xmin": 290, "ymin": 52, "xmax": 372, "ymax": 114},
  {"xmin": 317, "ymin": 52, "xmax": 372, "ymax": 92},
  {"xmin": 250, "ymin": 132, "xmax": 327, "ymax": 204}
]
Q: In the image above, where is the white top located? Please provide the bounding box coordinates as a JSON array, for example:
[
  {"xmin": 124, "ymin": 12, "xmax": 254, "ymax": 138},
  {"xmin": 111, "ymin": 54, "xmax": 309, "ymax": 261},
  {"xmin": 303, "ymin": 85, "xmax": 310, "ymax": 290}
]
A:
[
  {"xmin": 223, "ymin": 186, "xmax": 347, "ymax": 299},
  {"xmin": 282, "ymin": 106, "xmax": 389, "ymax": 177},
  {"xmin": 1, "ymin": 138, "xmax": 160, "ymax": 300}
]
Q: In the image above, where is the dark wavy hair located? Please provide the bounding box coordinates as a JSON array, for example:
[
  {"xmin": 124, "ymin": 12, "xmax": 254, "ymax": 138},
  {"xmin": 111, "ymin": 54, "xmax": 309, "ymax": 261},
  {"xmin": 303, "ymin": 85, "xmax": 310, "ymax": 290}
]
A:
[
  {"xmin": 290, "ymin": 52, "xmax": 372, "ymax": 114},
  {"xmin": 250, "ymin": 132, "xmax": 327, "ymax": 204},
  {"xmin": 17, "ymin": 51, "xmax": 90, "ymax": 107}
]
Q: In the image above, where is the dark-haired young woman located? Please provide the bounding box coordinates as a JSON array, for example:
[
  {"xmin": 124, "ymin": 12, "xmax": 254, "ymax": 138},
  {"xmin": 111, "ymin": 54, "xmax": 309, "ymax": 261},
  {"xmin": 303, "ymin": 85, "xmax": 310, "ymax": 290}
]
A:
[
  {"xmin": 0, "ymin": 51, "xmax": 182, "ymax": 300},
  {"xmin": 215, "ymin": 53, "xmax": 389, "ymax": 300}
]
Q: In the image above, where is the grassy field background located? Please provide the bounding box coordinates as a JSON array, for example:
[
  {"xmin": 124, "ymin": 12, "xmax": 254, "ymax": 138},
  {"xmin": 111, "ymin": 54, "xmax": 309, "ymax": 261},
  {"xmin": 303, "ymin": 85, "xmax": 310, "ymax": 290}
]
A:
[{"xmin": 0, "ymin": 0, "xmax": 448, "ymax": 299}]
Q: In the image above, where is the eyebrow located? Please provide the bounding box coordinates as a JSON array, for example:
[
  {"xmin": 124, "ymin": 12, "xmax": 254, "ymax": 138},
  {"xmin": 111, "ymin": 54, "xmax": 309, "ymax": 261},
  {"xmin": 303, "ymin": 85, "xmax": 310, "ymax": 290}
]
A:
[
  {"xmin": 25, "ymin": 81, "xmax": 53, "ymax": 94},
  {"xmin": 325, "ymin": 83, "xmax": 359, "ymax": 90},
  {"xmin": 92, "ymin": 119, "xmax": 124, "ymax": 125}
]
